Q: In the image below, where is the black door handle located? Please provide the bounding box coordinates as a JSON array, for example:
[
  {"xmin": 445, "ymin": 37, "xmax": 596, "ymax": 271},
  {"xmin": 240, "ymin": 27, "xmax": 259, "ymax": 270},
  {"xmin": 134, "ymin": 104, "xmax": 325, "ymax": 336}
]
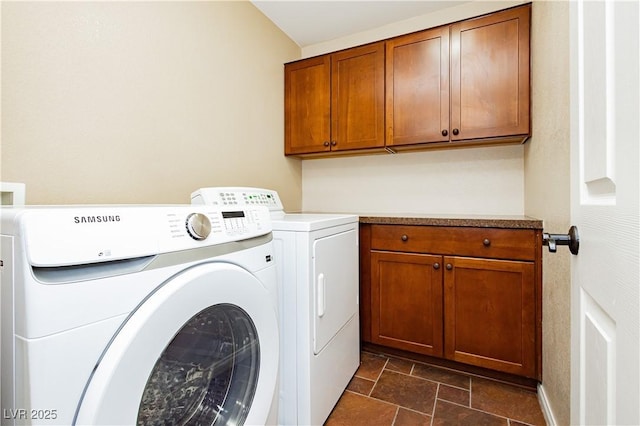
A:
[{"xmin": 543, "ymin": 226, "xmax": 579, "ymax": 255}]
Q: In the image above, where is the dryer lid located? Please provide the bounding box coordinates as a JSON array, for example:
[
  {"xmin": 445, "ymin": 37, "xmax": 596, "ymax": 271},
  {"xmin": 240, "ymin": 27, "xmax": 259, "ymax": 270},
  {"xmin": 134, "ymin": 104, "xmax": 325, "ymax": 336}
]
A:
[{"xmin": 272, "ymin": 213, "xmax": 358, "ymax": 232}]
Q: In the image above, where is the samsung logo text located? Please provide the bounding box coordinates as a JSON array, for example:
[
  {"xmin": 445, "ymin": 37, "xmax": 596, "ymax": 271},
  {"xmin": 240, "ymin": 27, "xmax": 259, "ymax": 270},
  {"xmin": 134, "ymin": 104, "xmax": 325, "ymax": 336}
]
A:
[{"xmin": 74, "ymin": 215, "xmax": 121, "ymax": 224}]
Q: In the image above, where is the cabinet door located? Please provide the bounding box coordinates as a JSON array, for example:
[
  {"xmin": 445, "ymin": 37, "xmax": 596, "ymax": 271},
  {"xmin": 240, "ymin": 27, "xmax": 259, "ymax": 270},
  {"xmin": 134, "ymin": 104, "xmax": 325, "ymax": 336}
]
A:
[
  {"xmin": 331, "ymin": 42, "xmax": 385, "ymax": 151},
  {"xmin": 284, "ymin": 56, "xmax": 331, "ymax": 155},
  {"xmin": 371, "ymin": 251, "xmax": 443, "ymax": 356},
  {"xmin": 386, "ymin": 26, "xmax": 450, "ymax": 147},
  {"xmin": 450, "ymin": 5, "xmax": 530, "ymax": 141},
  {"xmin": 443, "ymin": 256, "xmax": 536, "ymax": 378}
]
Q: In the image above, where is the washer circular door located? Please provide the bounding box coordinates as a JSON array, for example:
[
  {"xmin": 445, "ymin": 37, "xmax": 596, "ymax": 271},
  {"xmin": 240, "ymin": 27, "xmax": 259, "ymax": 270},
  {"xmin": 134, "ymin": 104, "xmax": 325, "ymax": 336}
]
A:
[{"xmin": 74, "ymin": 262, "xmax": 278, "ymax": 425}]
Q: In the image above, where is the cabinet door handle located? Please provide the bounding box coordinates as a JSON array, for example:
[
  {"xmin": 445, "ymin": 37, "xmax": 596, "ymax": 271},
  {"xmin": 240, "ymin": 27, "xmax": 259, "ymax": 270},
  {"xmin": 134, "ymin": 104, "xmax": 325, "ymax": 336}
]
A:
[
  {"xmin": 330, "ymin": 140, "xmax": 337, "ymax": 146},
  {"xmin": 442, "ymin": 129, "xmax": 448, "ymax": 136},
  {"xmin": 446, "ymin": 263, "xmax": 453, "ymax": 270},
  {"xmin": 401, "ymin": 234, "xmax": 409, "ymax": 242},
  {"xmin": 483, "ymin": 238, "xmax": 491, "ymax": 246},
  {"xmin": 323, "ymin": 141, "xmax": 330, "ymax": 147},
  {"xmin": 452, "ymin": 128, "xmax": 460, "ymax": 136},
  {"xmin": 433, "ymin": 263, "xmax": 440, "ymax": 270}
]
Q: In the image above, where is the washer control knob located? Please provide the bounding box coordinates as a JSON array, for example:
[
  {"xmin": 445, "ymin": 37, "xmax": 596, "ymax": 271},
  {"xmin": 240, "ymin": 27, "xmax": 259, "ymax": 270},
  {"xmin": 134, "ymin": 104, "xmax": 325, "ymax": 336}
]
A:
[{"xmin": 186, "ymin": 213, "xmax": 211, "ymax": 240}]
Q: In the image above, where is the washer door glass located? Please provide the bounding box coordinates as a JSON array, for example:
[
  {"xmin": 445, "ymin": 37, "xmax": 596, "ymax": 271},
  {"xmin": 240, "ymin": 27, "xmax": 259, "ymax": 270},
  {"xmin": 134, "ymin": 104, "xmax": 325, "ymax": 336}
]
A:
[
  {"xmin": 73, "ymin": 262, "xmax": 278, "ymax": 426},
  {"xmin": 137, "ymin": 304, "xmax": 259, "ymax": 425}
]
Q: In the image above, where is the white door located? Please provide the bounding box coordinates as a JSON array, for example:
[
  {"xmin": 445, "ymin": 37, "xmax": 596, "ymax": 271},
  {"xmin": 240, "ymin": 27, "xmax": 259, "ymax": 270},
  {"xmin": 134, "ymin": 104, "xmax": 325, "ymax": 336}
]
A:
[
  {"xmin": 312, "ymin": 228, "xmax": 358, "ymax": 355},
  {"xmin": 570, "ymin": 1, "xmax": 640, "ymax": 425}
]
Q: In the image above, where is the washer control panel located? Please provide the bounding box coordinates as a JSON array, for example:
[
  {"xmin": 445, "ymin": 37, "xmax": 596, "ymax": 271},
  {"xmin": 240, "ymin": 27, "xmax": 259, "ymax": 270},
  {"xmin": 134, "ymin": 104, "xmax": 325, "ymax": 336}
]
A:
[
  {"xmin": 191, "ymin": 187, "xmax": 284, "ymax": 212},
  {"xmin": 167, "ymin": 207, "xmax": 270, "ymax": 242},
  {"xmin": 15, "ymin": 205, "xmax": 272, "ymax": 267}
]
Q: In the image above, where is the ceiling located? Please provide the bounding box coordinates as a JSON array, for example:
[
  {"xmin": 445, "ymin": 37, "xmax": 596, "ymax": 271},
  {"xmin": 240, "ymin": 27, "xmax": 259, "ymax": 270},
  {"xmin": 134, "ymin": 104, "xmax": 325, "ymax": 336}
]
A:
[{"xmin": 251, "ymin": 1, "xmax": 468, "ymax": 47}]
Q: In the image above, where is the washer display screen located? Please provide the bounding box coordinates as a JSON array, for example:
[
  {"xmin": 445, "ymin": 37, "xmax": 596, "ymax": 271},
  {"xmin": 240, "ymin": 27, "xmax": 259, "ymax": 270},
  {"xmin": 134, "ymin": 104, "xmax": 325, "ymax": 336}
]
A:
[{"xmin": 137, "ymin": 304, "xmax": 260, "ymax": 425}]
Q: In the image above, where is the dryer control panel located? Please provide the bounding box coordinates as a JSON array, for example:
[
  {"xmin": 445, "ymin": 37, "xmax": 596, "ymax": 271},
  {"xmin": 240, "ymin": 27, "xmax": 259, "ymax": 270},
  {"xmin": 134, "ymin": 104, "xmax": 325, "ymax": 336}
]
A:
[{"xmin": 192, "ymin": 187, "xmax": 284, "ymax": 212}]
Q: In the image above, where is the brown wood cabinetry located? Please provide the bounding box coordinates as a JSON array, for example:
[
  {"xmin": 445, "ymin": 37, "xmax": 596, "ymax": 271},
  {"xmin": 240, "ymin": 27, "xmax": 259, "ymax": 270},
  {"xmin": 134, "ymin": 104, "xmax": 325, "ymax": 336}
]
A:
[
  {"xmin": 284, "ymin": 55, "xmax": 330, "ymax": 155},
  {"xmin": 285, "ymin": 4, "xmax": 531, "ymax": 157},
  {"xmin": 450, "ymin": 5, "xmax": 531, "ymax": 143},
  {"xmin": 361, "ymin": 222, "xmax": 542, "ymax": 380},
  {"xmin": 443, "ymin": 256, "xmax": 536, "ymax": 377},
  {"xmin": 371, "ymin": 251, "xmax": 443, "ymax": 356},
  {"xmin": 386, "ymin": 26, "xmax": 450, "ymax": 147},
  {"xmin": 387, "ymin": 4, "xmax": 530, "ymax": 149},
  {"xmin": 284, "ymin": 43, "xmax": 385, "ymax": 155}
]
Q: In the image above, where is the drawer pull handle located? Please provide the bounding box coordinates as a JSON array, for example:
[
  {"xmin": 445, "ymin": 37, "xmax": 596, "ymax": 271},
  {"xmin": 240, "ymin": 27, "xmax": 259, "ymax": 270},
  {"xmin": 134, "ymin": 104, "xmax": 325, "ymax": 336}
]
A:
[
  {"xmin": 446, "ymin": 263, "xmax": 453, "ymax": 271},
  {"xmin": 433, "ymin": 263, "xmax": 440, "ymax": 270},
  {"xmin": 483, "ymin": 238, "xmax": 491, "ymax": 246},
  {"xmin": 401, "ymin": 234, "xmax": 409, "ymax": 242}
]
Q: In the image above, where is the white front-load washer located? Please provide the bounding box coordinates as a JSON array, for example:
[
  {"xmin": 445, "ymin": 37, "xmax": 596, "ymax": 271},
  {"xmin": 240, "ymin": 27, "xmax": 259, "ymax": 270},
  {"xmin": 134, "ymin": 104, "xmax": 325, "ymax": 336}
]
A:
[
  {"xmin": 1, "ymin": 204, "xmax": 279, "ymax": 425},
  {"xmin": 192, "ymin": 188, "xmax": 360, "ymax": 426}
]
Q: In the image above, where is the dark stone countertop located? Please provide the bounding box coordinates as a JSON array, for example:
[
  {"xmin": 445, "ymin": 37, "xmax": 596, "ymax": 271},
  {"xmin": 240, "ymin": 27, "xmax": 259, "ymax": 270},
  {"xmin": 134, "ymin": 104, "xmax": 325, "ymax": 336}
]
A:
[{"xmin": 358, "ymin": 214, "xmax": 543, "ymax": 229}]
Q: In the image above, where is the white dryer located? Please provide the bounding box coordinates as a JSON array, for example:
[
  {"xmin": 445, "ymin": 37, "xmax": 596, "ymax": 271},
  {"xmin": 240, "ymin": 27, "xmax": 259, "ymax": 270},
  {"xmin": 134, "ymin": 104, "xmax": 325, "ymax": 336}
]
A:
[
  {"xmin": 1, "ymin": 204, "xmax": 279, "ymax": 425},
  {"xmin": 192, "ymin": 188, "xmax": 360, "ymax": 426}
]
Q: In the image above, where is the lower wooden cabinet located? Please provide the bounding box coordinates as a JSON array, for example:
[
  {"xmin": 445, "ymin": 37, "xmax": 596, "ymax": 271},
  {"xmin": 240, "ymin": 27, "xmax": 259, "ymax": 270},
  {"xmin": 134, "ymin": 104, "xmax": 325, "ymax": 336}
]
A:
[
  {"xmin": 362, "ymin": 223, "xmax": 542, "ymax": 380},
  {"xmin": 443, "ymin": 256, "xmax": 536, "ymax": 378},
  {"xmin": 371, "ymin": 251, "xmax": 443, "ymax": 357}
]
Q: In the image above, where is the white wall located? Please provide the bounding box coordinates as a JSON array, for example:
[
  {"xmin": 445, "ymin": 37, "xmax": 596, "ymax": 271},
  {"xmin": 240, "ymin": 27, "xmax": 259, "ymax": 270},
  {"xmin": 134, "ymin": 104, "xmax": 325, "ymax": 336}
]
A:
[
  {"xmin": 301, "ymin": 1, "xmax": 528, "ymax": 59},
  {"xmin": 300, "ymin": 1, "xmax": 528, "ymax": 215},
  {"xmin": 1, "ymin": 2, "xmax": 302, "ymax": 208},
  {"xmin": 302, "ymin": 146, "xmax": 524, "ymax": 215}
]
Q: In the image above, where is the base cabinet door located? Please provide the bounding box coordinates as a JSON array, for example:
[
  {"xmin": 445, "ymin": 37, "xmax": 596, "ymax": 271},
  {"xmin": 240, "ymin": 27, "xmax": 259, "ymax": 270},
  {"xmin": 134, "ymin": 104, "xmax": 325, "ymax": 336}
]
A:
[
  {"xmin": 371, "ymin": 251, "xmax": 443, "ymax": 357},
  {"xmin": 443, "ymin": 256, "xmax": 536, "ymax": 378}
]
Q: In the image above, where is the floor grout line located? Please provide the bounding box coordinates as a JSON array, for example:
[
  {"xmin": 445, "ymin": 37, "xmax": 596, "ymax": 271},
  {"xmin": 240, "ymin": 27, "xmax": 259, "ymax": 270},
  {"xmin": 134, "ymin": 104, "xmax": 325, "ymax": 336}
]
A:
[
  {"xmin": 346, "ymin": 390, "xmax": 432, "ymax": 417},
  {"xmin": 390, "ymin": 405, "xmax": 399, "ymax": 426},
  {"xmin": 430, "ymin": 383, "xmax": 439, "ymax": 426}
]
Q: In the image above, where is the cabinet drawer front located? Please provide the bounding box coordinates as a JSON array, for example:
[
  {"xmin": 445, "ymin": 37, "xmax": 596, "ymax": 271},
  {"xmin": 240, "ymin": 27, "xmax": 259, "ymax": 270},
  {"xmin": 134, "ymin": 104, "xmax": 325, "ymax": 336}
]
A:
[{"xmin": 371, "ymin": 225, "xmax": 536, "ymax": 261}]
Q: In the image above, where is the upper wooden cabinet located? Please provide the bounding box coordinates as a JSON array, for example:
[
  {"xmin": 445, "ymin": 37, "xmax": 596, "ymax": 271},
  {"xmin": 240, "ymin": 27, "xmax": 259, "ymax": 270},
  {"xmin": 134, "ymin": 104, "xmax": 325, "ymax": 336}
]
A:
[
  {"xmin": 284, "ymin": 43, "xmax": 385, "ymax": 155},
  {"xmin": 387, "ymin": 4, "xmax": 531, "ymax": 149},
  {"xmin": 284, "ymin": 55, "xmax": 331, "ymax": 155},
  {"xmin": 386, "ymin": 26, "xmax": 450, "ymax": 146},
  {"xmin": 449, "ymin": 5, "xmax": 531, "ymax": 143},
  {"xmin": 285, "ymin": 4, "xmax": 531, "ymax": 157}
]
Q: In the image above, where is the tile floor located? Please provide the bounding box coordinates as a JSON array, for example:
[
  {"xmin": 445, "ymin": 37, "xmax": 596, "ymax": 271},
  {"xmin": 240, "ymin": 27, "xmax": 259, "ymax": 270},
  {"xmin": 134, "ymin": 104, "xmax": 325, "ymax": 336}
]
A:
[{"xmin": 325, "ymin": 350, "xmax": 547, "ymax": 426}]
